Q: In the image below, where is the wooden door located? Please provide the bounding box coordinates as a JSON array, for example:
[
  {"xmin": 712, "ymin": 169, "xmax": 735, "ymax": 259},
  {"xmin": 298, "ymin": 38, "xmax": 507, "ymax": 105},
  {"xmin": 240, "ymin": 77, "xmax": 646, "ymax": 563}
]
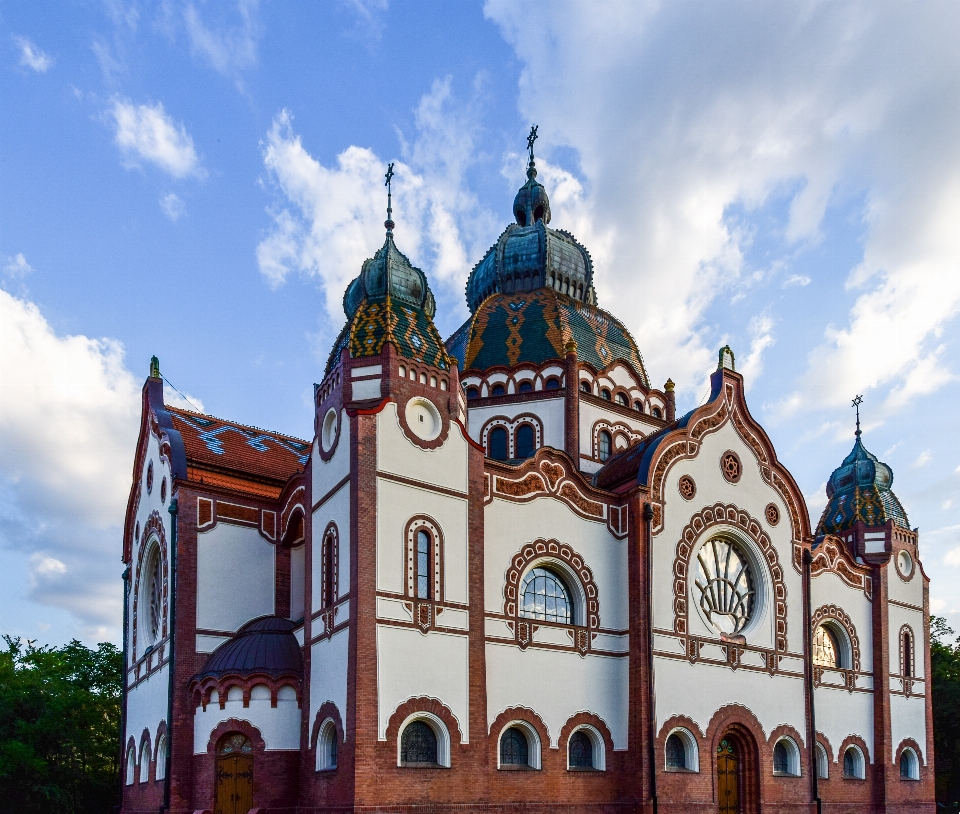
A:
[
  {"xmin": 717, "ymin": 738, "xmax": 739, "ymax": 814},
  {"xmin": 215, "ymin": 735, "xmax": 253, "ymax": 814}
]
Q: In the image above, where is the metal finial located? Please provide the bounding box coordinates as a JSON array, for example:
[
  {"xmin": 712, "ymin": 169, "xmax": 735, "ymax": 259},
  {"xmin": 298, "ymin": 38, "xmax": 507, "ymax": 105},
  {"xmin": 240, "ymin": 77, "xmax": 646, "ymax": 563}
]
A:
[
  {"xmin": 150, "ymin": 355, "xmax": 160, "ymax": 379},
  {"xmin": 852, "ymin": 394, "xmax": 863, "ymax": 437},
  {"xmin": 384, "ymin": 162, "xmax": 395, "ymax": 234},
  {"xmin": 526, "ymin": 125, "xmax": 538, "ymax": 178}
]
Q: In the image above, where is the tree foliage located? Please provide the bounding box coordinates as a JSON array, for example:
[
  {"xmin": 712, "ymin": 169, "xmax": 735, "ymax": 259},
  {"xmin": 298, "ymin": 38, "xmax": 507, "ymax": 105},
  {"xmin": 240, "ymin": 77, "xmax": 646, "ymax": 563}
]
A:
[
  {"xmin": 934, "ymin": 616, "xmax": 960, "ymax": 805},
  {"xmin": 0, "ymin": 635, "xmax": 121, "ymax": 814}
]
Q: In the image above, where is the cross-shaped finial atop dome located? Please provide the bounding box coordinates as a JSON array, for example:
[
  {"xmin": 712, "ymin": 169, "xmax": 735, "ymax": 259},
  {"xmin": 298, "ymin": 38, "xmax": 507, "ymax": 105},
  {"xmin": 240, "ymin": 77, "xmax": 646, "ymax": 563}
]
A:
[
  {"xmin": 384, "ymin": 162, "xmax": 395, "ymax": 234},
  {"xmin": 852, "ymin": 394, "xmax": 864, "ymax": 437},
  {"xmin": 527, "ymin": 125, "xmax": 538, "ymax": 162}
]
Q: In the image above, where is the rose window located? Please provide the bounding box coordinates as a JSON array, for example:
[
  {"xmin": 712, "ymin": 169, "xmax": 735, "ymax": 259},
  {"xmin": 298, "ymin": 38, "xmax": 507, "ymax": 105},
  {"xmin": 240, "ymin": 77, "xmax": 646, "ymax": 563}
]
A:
[{"xmin": 695, "ymin": 538, "xmax": 755, "ymax": 636}]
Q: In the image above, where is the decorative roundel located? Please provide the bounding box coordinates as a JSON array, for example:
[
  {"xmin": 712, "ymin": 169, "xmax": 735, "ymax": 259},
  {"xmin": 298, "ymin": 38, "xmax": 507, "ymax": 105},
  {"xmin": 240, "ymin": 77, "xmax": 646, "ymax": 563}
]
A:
[
  {"xmin": 160, "ymin": 477, "xmax": 167, "ymax": 505},
  {"xmin": 678, "ymin": 475, "xmax": 697, "ymax": 501},
  {"xmin": 405, "ymin": 397, "xmax": 442, "ymax": 441},
  {"xmin": 146, "ymin": 460, "xmax": 154, "ymax": 494},
  {"xmin": 896, "ymin": 549, "xmax": 914, "ymax": 580},
  {"xmin": 765, "ymin": 503, "xmax": 780, "ymax": 526},
  {"xmin": 721, "ymin": 451, "xmax": 742, "ymax": 484},
  {"xmin": 320, "ymin": 408, "xmax": 339, "ymax": 453}
]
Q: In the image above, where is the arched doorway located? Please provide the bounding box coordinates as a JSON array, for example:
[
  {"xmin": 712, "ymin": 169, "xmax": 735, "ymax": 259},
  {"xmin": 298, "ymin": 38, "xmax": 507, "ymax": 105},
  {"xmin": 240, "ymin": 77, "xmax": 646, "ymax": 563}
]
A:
[
  {"xmin": 215, "ymin": 733, "xmax": 253, "ymax": 814},
  {"xmin": 716, "ymin": 727, "xmax": 760, "ymax": 814}
]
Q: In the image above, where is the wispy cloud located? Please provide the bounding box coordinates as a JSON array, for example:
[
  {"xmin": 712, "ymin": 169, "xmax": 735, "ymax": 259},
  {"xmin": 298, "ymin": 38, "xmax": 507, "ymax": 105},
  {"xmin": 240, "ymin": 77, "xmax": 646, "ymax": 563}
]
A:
[
  {"xmin": 110, "ymin": 98, "xmax": 205, "ymax": 179},
  {"xmin": 3, "ymin": 253, "xmax": 34, "ymax": 280},
  {"xmin": 159, "ymin": 192, "xmax": 186, "ymax": 221},
  {"xmin": 737, "ymin": 314, "xmax": 776, "ymax": 387},
  {"xmin": 184, "ymin": 0, "xmax": 260, "ymax": 79},
  {"xmin": 14, "ymin": 36, "xmax": 53, "ymax": 73},
  {"xmin": 912, "ymin": 449, "xmax": 932, "ymax": 468},
  {"xmin": 783, "ymin": 274, "xmax": 811, "ymax": 288}
]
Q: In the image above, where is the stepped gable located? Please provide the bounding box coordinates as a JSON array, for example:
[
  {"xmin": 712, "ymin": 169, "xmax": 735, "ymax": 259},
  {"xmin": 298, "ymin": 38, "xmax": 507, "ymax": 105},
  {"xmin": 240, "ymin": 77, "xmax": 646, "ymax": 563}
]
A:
[{"xmin": 167, "ymin": 406, "xmax": 309, "ymax": 483}]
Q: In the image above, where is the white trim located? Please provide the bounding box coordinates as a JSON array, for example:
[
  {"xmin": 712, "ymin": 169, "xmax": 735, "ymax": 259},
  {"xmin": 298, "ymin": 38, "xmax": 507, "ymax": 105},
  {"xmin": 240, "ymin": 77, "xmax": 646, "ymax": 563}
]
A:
[
  {"xmin": 900, "ymin": 746, "xmax": 920, "ymax": 780},
  {"xmin": 397, "ymin": 712, "xmax": 451, "ymax": 768},
  {"xmin": 155, "ymin": 734, "xmax": 167, "ymax": 781},
  {"xmin": 316, "ymin": 717, "xmax": 338, "ymax": 771},
  {"xmin": 843, "ymin": 745, "xmax": 865, "ymax": 779},
  {"xmin": 815, "ymin": 742, "xmax": 828, "ymax": 779},
  {"xmin": 665, "ymin": 727, "xmax": 700, "ymax": 772},
  {"xmin": 773, "ymin": 736, "xmax": 802, "ymax": 777},
  {"xmin": 126, "ymin": 745, "xmax": 136, "ymax": 785},
  {"xmin": 568, "ymin": 724, "xmax": 606, "ymax": 771},
  {"xmin": 138, "ymin": 737, "xmax": 151, "ymax": 783},
  {"xmin": 497, "ymin": 720, "xmax": 542, "ymax": 770}
]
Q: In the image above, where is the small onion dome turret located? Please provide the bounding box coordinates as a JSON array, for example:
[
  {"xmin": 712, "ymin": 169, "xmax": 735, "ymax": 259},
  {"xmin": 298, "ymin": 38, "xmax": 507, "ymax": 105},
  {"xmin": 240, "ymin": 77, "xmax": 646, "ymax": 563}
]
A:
[
  {"xmin": 816, "ymin": 435, "xmax": 910, "ymax": 536},
  {"xmin": 465, "ymin": 163, "xmax": 596, "ymax": 314},
  {"xmin": 193, "ymin": 615, "xmax": 303, "ymax": 681}
]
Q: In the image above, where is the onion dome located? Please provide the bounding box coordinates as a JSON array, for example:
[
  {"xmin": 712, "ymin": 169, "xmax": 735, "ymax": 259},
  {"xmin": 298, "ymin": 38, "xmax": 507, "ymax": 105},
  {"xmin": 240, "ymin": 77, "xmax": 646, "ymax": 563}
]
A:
[
  {"xmin": 816, "ymin": 435, "xmax": 910, "ymax": 536},
  {"xmin": 446, "ymin": 288, "xmax": 648, "ymax": 385},
  {"xmin": 464, "ymin": 156, "xmax": 596, "ymax": 313},
  {"xmin": 193, "ymin": 616, "xmax": 303, "ymax": 681}
]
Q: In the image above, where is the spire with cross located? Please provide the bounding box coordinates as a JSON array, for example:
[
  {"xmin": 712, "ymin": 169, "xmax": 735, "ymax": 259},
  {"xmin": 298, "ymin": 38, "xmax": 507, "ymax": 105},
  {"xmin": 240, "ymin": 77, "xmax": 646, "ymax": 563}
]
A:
[
  {"xmin": 526, "ymin": 125, "xmax": 538, "ymax": 179},
  {"xmin": 384, "ymin": 162, "xmax": 395, "ymax": 235},
  {"xmin": 852, "ymin": 394, "xmax": 863, "ymax": 437}
]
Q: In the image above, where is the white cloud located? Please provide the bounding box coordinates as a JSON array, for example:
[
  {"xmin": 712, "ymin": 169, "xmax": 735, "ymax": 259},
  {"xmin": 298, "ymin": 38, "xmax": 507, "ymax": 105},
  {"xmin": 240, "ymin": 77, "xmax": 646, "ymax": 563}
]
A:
[
  {"xmin": 160, "ymin": 192, "xmax": 186, "ymax": 221},
  {"xmin": 184, "ymin": 0, "xmax": 260, "ymax": 77},
  {"xmin": 110, "ymin": 98, "xmax": 205, "ymax": 179},
  {"xmin": 912, "ymin": 450, "xmax": 932, "ymax": 468},
  {"xmin": 737, "ymin": 314, "xmax": 776, "ymax": 387},
  {"xmin": 783, "ymin": 274, "xmax": 811, "ymax": 288},
  {"xmin": 946, "ymin": 547, "xmax": 960, "ymax": 567},
  {"xmin": 257, "ymin": 78, "xmax": 487, "ymax": 320},
  {"xmin": 805, "ymin": 481, "xmax": 828, "ymax": 528},
  {"xmin": 14, "ymin": 36, "xmax": 53, "ymax": 72},
  {"xmin": 0, "ymin": 289, "xmax": 142, "ymax": 635},
  {"xmin": 3, "ymin": 253, "xmax": 33, "ymax": 279}
]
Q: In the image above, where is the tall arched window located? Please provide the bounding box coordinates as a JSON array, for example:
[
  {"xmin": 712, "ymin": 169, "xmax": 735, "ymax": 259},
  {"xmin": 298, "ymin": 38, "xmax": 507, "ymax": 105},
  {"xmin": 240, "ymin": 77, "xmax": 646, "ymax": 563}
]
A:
[
  {"xmin": 416, "ymin": 529, "xmax": 432, "ymax": 600},
  {"xmin": 515, "ymin": 424, "xmax": 535, "ymax": 459},
  {"xmin": 126, "ymin": 745, "xmax": 136, "ymax": 785},
  {"xmin": 813, "ymin": 625, "xmax": 840, "ymax": 668},
  {"xmin": 666, "ymin": 734, "xmax": 686, "ymax": 769},
  {"xmin": 139, "ymin": 739, "xmax": 151, "ymax": 783},
  {"xmin": 900, "ymin": 747, "xmax": 919, "ymax": 780},
  {"xmin": 815, "ymin": 742, "xmax": 828, "ymax": 779},
  {"xmin": 155, "ymin": 734, "xmax": 166, "ymax": 781},
  {"xmin": 568, "ymin": 731, "xmax": 593, "ymax": 769},
  {"xmin": 843, "ymin": 746, "xmax": 864, "ymax": 779},
  {"xmin": 598, "ymin": 430, "xmax": 612, "ymax": 462},
  {"xmin": 143, "ymin": 544, "xmax": 163, "ymax": 646},
  {"xmin": 500, "ymin": 727, "xmax": 529, "ymax": 766},
  {"xmin": 773, "ymin": 741, "xmax": 789, "ymax": 775},
  {"xmin": 323, "ymin": 531, "xmax": 336, "ymax": 608},
  {"xmin": 316, "ymin": 719, "xmax": 338, "ymax": 771},
  {"xmin": 488, "ymin": 427, "xmax": 508, "ymax": 461},
  {"xmin": 400, "ymin": 720, "xmax": 438, "ymax": 765},
  {"xmin": 902, "ymin": 629, "xmax": 914, "ymax": 677},
  {"xmin": 519, "ymin": 567, "xmax": 572, "ymax": 624}
]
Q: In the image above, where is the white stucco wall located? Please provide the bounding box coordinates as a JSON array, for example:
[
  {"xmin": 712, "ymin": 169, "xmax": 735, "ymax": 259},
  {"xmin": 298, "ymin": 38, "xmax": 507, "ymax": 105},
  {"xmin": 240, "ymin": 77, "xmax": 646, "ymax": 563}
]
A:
[
  {"xmin": 888, "ymin": 557, "xmax": 924, "ymax": 607},
  {"xmin": 194, "ymin": 687, "xmax": 300, "ymax": 753},
  {"xmin": 313, "ymin": 408, "xmax": 351, "ymax": 500},
  {"xmin": 377, "ymin": 625, "xmax": 470, "ymax": 742},
  {"xmin": 486, "ymin": 642, "xmax": 628, "ymax": 749},
  {"xmin": 815, "ymin": 683, "xmax": 874, "ymax": 761},
  {"xmin": 889, "ymin": 601, "xmax": 925, "ymax": 677},
  {"xmin": 377, "ymin": 402, "xmax": 468, "ymax": 493},
  {"xmin": 466, "ymin": 396, "xmax": 566, "ymax": 453},
  {"xmin": 310, "ymin": 627, "xmax": 349, "ymax": 740},
  {"xmin": 311, "ymin": 481, "xmax": 350, "ymax": 611},
  {"xmin": 810, "ymin": 570, "xmax": 874, "ymax": 668},
  {"xmin": 196, "ymin": 524, "xmax": 275, "ymax": 632},
  {"xmin": 126, "ymin": 663, "xmax": 169, "ymax": 751},
  {"xmin": 890, "ymin": 693, "xmax": 927, "ymax": 762}
]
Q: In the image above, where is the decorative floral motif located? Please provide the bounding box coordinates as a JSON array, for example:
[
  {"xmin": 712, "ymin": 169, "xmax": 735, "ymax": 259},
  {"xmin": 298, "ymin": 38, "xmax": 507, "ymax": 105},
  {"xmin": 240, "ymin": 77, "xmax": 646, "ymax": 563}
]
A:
[{"xmin": 721, "ymin": 451, "xmax": 742, "ymax": 483}]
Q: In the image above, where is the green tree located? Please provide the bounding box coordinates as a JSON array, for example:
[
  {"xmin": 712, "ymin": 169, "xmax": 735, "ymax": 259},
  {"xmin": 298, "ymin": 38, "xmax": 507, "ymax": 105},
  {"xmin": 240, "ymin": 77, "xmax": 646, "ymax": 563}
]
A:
[
  {"xmin": 933, "ymin": 615, "xmax": 960, "ymax": 806},
  {"xmin": 0, "ymin": 635, "xmax": 121, "ymax": 814}
]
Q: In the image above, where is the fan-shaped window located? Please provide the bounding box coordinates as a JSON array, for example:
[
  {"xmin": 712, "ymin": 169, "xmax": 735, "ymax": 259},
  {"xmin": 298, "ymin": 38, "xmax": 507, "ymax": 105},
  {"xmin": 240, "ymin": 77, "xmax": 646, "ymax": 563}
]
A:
[
  {"xmin": 519, "ymin": 567, "xmax": 572, "ymax": 624},
  {"xmin": 600, "ymin": 388, "xmax": 612, "ymax": 400},
  {"xmin": 813, "ymin": 625, "xmax": 840, "ymax": 668},
  {"xmin": 843, "ymin": 746, "xmax": 864, "ymax": 779},
  {"xmin": 416, "ymin": 530, "xmax": 432, "ymax": 600},
  {"xmin": 155, "ymin": 735, "xmax": 166, "ymax": 781},
  {"xmin": 515, "ymin": 425, "xmax": 536, "ymax": 459},
  {"xmin": 695, "ymin": 538, "xmax": 755, "ymax": 636},
  {"xmin": 491, "ymin": 383, "xmax": 506, "ymax": 397},
  {"xmin": 400, "ymin": 720, "xmax": 438, "ymax": 765},
  {"xmin": 598, "ymin": 430, "xmax": 612, "ymax": 462},
  {"xmin": 580, "ymin": 381, "xmax": 591, "ymax": 393},
  {"xmin": 815, "ymin": 742, "xmax": 828, "ymax": 779},
  {"xmin": 518, "ymin": 381, "xmax": 533, "ymax": 393},
  {"xmin": 652, "ymin": 406, "xmax": 663, "ymax": 419},
  {"xmin": 219, "ymin": 734, "xmax": 252, "ymax": 755},
  {"xmin": 545, "ymin": 377, "xmax": 560, "ymax": 390},
  {"xmin": 466, "ymin": 387, "xmax": 479, "ymax": 400},
  {"xmin": 900, "ymin": 747, "xmax": 919, "ymax": 780},
  {"xmin": 488, "ymin": 427, "xmax": 508, "ymax": 461},
  {"xmin": 616, "ymin": 392, "xmax": 628, "ymax": 406},
  {"xmin": 666, "ymin": 734, "xmax": 686, "ymax": 769},
  {"xmin": 317, "ymin": 719, "xmax": 338, "ymax": 771},
  {"xmin": 500, "ymin": 727, "xmax": 529, "ymax": 767},
  {"xmin": 568, "ymin": 731, "xmax": 594, "ymax": 769}
]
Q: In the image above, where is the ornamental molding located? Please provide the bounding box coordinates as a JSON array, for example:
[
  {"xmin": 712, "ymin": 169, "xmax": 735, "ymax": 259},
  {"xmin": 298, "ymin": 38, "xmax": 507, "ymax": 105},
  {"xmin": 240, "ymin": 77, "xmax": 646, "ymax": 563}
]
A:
[
  {"xmin": 800, "ymin": 535, "xmax": 872, "ymax": 599},
  {"xmin": 672, "ymin": 502, "xmax": 788, "ymax": 654}
]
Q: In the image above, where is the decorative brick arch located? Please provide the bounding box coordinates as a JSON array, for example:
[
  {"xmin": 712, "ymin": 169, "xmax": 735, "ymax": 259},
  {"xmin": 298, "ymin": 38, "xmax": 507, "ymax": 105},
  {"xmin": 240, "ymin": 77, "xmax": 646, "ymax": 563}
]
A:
[
  {"xmin": 384, "ymin": 696, "xmax": 464, "ymax": 746},
  {"xmin": 205, "ymin": 718, "xmax": 267, "ymax": 755},
  {"xmin": 673, "ymin": 503, "xmax": 787, "ymax": 652},
  {"xmin": 811, "ymin": 604, "xmax": 862, "ymax": 673},
  {"xmin": 895, "ymin": 737, "xmax": 925, "ymax": 769},
  {"xmin": 705, "ymin": 704, "xmax": 765, "ymax": 814},
  {"xmin": 489, "ymin": 706, "xmax": 551, "ymax": 766},
  {"xmin": 310, "ymin": 701, "xmax": 344, "ymax": 751},
  {"xmin": 480, "ymin": 413, "xmax": 544, "ymax": 459},
  {"xmin": 132, "ymin": 510, "xmax": 168, "ymax": 661},
  {"xmin": 559, "ymin": 711, "xmax": 615, "ymax": 757},
  {"xmin": 503, "ymin": 539, "xmax": 600, "ymax": 654},
  {"xmin": 768, "ymin": 723, "xmax": 807, "ymax": 776},
  {"xmin": 837, "ymin": 733, "xmax": 871, "ymax": 779}
]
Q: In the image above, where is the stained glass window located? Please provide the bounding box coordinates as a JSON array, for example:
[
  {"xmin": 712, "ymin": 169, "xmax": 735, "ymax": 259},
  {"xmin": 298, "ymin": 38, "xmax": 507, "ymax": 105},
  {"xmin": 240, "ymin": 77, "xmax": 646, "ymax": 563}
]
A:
[
  {"xmin": 813, "ymin": 625, "xmax": 839, "ymax": 668},
  {"xmin": 520, "ymin": 567, "xmax": 571, "ymax": 624},
  {"xmin": 500, "ymin": 727, "xmax": 529, "ymax": 766},
  {"xmin": 666, "ymin": 734, "xmax": 686, "ymax": 769},
  {"xmin": 695, "ymin": 538, "xmax": 754, "ymax": 636},
  {"xmin": 416, "ymin": 530, "xmax": 431, "ymax": 599},
  {"xmin": 219, "ymin": 734, "xmax": 252, "ymax": 755},
  {"xmin": 569, "ymin": 731, "xmax": 593, "ymax": 768},
  {"xmin": 400, "ymin": 721, "xmax": 437, "ymax": 765}
]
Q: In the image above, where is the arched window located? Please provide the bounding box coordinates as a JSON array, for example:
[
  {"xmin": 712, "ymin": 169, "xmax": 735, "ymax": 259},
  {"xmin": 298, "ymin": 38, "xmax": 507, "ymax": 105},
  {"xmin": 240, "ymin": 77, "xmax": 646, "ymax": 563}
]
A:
[
  {"xmin": 900, "ymin": 747, "xmax": 919, "ymax": 780},
  {"xmin": 843, "ymin": 746, "xmax": 864, "ymax": 779},
  {"xmin": 141, "ymin": 543, "xmax": 163, "ymax": 647},
  {"xmin": 773, "ymin": 739, "xmax": 800, "ymax": 776},
  {"xmin": 139, "ymin": 739, "xmax": 151, "ymax": 783},
  {"xmin": 488, "ymin": 426, "xmax": 508, "ymax": 461},
  {"xmin": 545, "ymin": 377, "xmax": 560, "ymax": 390},
  {"xmin": 598, "ymin": 430, "xmax": 612, "ymax": 462},
  {"xmin": 695, "ymin": 538, "xmax": 755, "ymax": 636},
  {"xmin": 815, "ymin": 742, "xmax": 828, "ymax": 779},
  {"xmin": 400, "ymin": 720, "xmax": 438, "ymax": 766},
  {"xmin": 491, "ymin": 383, "xmax": 506, "ymax": 397},
  {"xmin": 518, "ymin": 381, "xmax": 533, "ymax": 393},
  {"xmin": 580, "ymin": 380, "xmax": 591, "ymax": 393},
  {"xmin": 466, "ymin": 387, "xmax": 479, "ymax": 400},
  {"xmin": 600, "ymin": 388, "xmax": 612, "ymax": 400},
  {"xmin": 902, "ymin": 629, "xmax": 914, "ymax": 677},
  {"xmin": 633, "ymin": 400, "xmax": 643, "ymax": 411},
  {"xmin": 323, "ymin": 531, "xmax": 336, "ymax": 608},
  {"xmin": 126, "ymin": 745, "xmax": 136, "ymax": 785},
  {"xmin": 666, "ymin": 734, "xmax": 686, "ymax": 769},
  {"xmin": 155, "ymin": 734, "xmax": 166, "ymax": 781},
  {"xmin": 515, "ymin": 424, "xmax": 536, "ymax": 459},
  {"xmin": 813, "ymin": 625, "xmax": 840, "ymax": 668},
  {"xmin": 652, "ymin": 406, "xmax": 663, "ymax": 419},
  {"xmin": 519, "ymin": 567, "xmax": 572, "ymax": 624},
  {"xmin": 616, "ymin": 392, "xmax": 628, "ymax": 406},
  {"xmin": 568, "ymin": 731, "xmax": 594, "ymax": 769},
  {"xmin": 416, "ymin": 529, "xmax": 432, "ymax": 600},
  {"xmin": 500, "ymin": 727, "xmax": 529, "ymax": 767},
  {"xmin": 316, "ymin": 719, "xmax": 338, "ymax": 771}
]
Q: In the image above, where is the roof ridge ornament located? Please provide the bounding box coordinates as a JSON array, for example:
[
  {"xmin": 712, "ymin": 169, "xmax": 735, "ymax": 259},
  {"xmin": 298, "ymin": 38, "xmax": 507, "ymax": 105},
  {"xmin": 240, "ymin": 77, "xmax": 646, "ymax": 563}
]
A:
[
  {"xmin": 852, "ymin": 394, "xmax": 863, "ymax": 437},
  {"xmin": 526, "ymin": 124, "xmax": 539, "ymax": 180},
  {"xmin": 384, "ymin": 162, "xmax": 395, "ymax": 235}
]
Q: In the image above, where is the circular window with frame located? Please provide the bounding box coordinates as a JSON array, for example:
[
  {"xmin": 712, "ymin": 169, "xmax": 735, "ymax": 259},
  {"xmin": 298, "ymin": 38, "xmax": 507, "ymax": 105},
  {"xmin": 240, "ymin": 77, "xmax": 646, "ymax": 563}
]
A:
[
  {"xmin": 896, "ymin": 549, "xmax": 915, "ymax": 581},
  {"xmin": 720, "ymin": 451, "xmax": 742, "ymax": 483},
  {"xmin": 693, "ymin": 536, "xmax": 763, "ymax": 638},
  {"xmin": 678, "ymin": 475, "xmax": 696, "ymax": 501}
]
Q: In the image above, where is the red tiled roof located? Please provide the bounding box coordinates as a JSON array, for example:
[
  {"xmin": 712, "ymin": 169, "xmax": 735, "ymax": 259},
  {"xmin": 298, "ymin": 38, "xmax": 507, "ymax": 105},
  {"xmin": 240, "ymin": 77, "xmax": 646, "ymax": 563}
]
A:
[{"xmin": 167, "ymin": 406, "xmax": 310, "ymax": 483}]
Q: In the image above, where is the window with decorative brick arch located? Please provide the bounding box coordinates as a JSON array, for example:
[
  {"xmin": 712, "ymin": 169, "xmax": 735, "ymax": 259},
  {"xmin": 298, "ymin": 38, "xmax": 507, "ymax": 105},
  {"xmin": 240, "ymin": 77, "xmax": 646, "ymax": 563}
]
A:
[
  {"xmin": 398, "ymin": 713, "xmax": 450, "ymax": 767},
  {"xmin": 405, "ymin": 518, "xmax": 443, "ymax": 602},
  {"xmin": 316, "ymin": 718, "xmax": 338, "ymax": 771},
  {"xmin": 515, "ymin": 423, "xmax": 536, "ymax": 459},
  {"xmin": 138, "ymin": 735, "xmax": 151, "ymax": 783},
  {"xmin": 321, "ymin": 525, "xmax": 339, "ymax": 608},
  {"xmin": 126, "ymin": 745, "xmax": 136, "ymax": 785},
  {"xmin": 901, "ymin": 627, "xmax": 915, "ymax": 678},
  {"xmin": 155, "ymin": 734, "xmax": 166, "ymax": 781}
]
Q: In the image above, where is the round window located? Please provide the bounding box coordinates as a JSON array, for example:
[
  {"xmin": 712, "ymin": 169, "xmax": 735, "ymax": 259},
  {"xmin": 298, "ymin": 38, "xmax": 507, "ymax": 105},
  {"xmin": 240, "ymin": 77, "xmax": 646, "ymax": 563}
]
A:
[
  {"xmin": 321, "ymin": 408, "xmax": 338, "ymax": 453},
  {"xmin": 897, "ymin": 550, "xmax": 914, "ymax": 578},
  {"xmin": 694, "ymin": 538, "xmax": 756, "ymax": 636},
  {"xmin": 405, "ymin": 397, "xmax": 441, "ymax": 441}
]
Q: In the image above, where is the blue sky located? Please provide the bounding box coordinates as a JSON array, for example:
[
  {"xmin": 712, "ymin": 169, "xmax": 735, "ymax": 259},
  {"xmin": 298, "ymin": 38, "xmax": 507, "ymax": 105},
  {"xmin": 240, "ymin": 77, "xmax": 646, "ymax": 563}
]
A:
[{"xmin": 2, "ymin": 0, "xmax": 960, "ymax": 645}]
